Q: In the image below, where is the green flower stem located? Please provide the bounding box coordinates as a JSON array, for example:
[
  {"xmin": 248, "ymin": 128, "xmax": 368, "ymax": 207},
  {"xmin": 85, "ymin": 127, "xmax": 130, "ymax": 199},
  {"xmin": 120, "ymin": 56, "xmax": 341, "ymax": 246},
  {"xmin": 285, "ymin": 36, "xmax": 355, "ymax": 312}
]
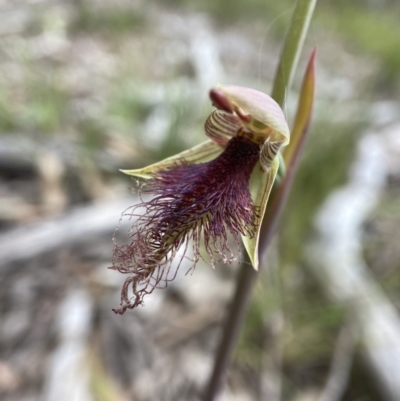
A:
[
  {"xmin": 203, "ymin": 1, "xmax": 317, "ymax": 400},
  {"xmin": 275, "ymin": 0, "xmax": 317, "ymax": 179},
  {"xmin": 271, "ymin": 0, "xmax": 317, "ymax": 109}
]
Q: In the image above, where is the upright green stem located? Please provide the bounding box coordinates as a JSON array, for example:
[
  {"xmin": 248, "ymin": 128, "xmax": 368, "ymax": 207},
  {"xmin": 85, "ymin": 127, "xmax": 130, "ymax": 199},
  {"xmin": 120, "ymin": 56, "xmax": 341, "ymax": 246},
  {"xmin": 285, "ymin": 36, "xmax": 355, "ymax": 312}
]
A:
[
  {"xmin": 272, "ymin": 0, "xmax": 317, "ymax": 108},
  {"xmin": 203, "ymin": 1, "xmax": 317, "ymax": 400}
]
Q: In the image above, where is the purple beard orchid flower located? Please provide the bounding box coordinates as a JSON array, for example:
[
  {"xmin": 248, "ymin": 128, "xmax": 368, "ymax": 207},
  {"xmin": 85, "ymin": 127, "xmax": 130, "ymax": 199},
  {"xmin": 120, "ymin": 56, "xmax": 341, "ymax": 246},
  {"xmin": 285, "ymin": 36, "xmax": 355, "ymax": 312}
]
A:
[{"xmin": 111, "ymin": 85, "xmax": 290, "ymax": 314}]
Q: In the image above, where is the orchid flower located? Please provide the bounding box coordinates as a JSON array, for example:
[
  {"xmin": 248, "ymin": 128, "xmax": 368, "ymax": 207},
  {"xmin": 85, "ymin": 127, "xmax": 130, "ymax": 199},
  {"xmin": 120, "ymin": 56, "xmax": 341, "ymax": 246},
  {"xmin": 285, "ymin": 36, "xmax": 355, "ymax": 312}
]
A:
[{"xmin": 111, "ymin": 84, "xmax": 290, "ymax": 314}]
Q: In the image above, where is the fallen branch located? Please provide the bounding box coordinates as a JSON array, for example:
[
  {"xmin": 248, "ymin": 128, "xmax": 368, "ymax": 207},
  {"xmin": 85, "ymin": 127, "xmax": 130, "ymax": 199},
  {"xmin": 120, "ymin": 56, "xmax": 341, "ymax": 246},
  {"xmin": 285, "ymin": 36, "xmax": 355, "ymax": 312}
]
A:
[{"xmin": 0, "ymin": 197, "xmax": 134, "ymax": 267}]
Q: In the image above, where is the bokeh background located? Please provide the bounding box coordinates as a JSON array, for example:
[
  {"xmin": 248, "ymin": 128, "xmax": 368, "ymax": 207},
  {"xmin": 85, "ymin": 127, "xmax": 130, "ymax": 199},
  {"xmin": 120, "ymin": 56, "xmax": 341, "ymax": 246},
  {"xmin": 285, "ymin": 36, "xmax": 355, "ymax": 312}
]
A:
[{"xmin": 1, "ymin": 0, "xmax": 400, "ymax": 400}]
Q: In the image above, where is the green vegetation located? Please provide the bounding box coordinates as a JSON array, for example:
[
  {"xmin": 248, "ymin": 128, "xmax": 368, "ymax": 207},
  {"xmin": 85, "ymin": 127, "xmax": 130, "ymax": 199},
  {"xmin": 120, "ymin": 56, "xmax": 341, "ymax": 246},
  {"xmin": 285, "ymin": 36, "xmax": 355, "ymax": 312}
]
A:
[
  {"xmin": 71, "ymin": 2, "xmax": 146, "ymax": 34},
  {"xmin": 318, "ymin": 2, "xmax": 400, "ymax": 90},
  {"xmin": 23, "ymin": 73, "xmax": 68, "ymax": 134}
]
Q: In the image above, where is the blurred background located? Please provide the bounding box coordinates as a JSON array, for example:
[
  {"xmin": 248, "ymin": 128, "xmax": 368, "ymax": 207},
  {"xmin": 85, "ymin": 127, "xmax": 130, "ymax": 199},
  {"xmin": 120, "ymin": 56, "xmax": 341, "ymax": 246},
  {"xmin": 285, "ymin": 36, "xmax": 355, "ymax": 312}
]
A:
[{"xmin": 1, "ymin": 0, "xmax": 400, "ymax": 400}]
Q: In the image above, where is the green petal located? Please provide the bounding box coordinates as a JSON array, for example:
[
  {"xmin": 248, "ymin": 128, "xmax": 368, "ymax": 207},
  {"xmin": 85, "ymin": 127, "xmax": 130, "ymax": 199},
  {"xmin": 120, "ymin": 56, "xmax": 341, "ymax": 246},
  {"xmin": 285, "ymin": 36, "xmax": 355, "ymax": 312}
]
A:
[
  {"xmin": 120, "ymin": 140, "xmax": 223, "ymax": 179},
  {"xmin": 242, "ymin": 157, "xmax": 279, "ymax": 270}
]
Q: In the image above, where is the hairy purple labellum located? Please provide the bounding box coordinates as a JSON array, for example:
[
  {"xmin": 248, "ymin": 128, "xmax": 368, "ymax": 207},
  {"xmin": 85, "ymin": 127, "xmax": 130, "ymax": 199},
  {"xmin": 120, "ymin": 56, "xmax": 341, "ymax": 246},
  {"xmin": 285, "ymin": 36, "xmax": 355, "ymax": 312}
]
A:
[{"xmin": 111, "ymin": 135, "xmax": 260, "ymax": 314}]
